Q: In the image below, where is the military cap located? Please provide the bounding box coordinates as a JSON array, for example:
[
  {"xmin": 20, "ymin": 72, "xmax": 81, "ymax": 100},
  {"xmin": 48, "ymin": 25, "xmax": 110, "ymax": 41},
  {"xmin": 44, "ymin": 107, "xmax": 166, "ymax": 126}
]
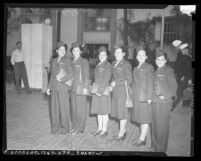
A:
[
  {"xmin": 180, "ymin": 43, "xmax": 188, "ymax": 50},
  {"xmin": 57, "ymin": 41, "xmax": 65, "ymax": 49},
  {"xmin": 98, "ymin": 46, "xmax": 108, "ymax": 53},
  {"xmin": 114, "ymin": 44, "xmax": 125, "ymax": 50},
  {"xmin": 71, "ymin": 42, "xmax": 82, "ymax": 49},
  {"xmin": 172, "ymin": 40, "xmax": 182, "ymax": 47},
  {"xmin": 155, "ymin": 49, "xmax": 166, "ymax": 58}
]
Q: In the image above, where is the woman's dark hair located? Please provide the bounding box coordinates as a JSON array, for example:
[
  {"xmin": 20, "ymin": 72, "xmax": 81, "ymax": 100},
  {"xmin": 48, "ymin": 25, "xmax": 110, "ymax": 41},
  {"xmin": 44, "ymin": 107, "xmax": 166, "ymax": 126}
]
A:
[
  {"xmin": 156, "ymin": 50, "xmax": 168, "ymax": 60},
  {"xmin": 16, "ymin": 41, "xmax": 22, "ymax": 45},
  {"xmin": 114, "ymin": 44, "xmax": 128, "ymax": 58},
  {"xmin": 70, "ymin": 42, "xmax": 83, "ymax": 54},
  {"xmin": 98, "ymin": 46, "xmax": 109, "ymax": 57},
  {"xmin": 56, "ymin": 41, "xmax": 67, "ymax": 51},
  {"xmin": 114, "ymin": 44, "xmax": 127, "ymax": 53}
]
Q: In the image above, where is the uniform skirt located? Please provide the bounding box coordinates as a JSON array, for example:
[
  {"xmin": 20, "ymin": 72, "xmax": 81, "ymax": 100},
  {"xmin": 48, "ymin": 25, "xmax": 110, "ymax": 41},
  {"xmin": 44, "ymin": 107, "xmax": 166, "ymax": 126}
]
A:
[
  {"xmin": 132, "ymin": 101, "xmax": 152, "ymax": 124},
  {"xmin": 91, "ymin": 94, "xmax": 111, "ymax": 115},
  {"xmin": 110, "ymin": 96, "xmax": 129, "ymax": 120}
]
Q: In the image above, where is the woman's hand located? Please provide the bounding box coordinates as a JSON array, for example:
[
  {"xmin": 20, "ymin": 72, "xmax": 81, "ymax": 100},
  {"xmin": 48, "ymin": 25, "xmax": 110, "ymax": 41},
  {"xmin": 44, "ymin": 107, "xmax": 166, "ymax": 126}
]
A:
[
  {"xmin": 158, "ymin": 95, "xmax": 165, "ymax": 99},
  {"xmin": 56, "ymin": 75, "xmax": 61, "ymax": 82},
  {"xmin": 46, "ymin": 89, "xmax": 51, "ymax": 95},
  {"xmin": 147, "ymin": 100, "xmax": 152, "ymax": 104},
  {"xmin": 83, "ymin": 88, "xmax": 88, "ymax": 95},
  {"xmin": 109, "ymin": 86, "xmax": 113, "ymax": 91},
  {"xmin": 111, "ymin": 81, "xmax": 116, "ymax": 87},
  {"xmin": 181, "ymin": 76, "xmax": 184, "ymax": 81},
  {"xmin": 96, "ymin": 93, "xmax": 102, "ymax": 97},
  {"xmin": 188, "ymin": 79, "xmax": 192, "ymax": 86}
]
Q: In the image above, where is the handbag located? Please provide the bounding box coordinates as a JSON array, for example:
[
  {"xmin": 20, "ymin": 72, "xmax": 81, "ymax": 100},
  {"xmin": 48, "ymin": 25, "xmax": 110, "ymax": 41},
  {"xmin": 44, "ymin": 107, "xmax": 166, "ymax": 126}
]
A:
[
  {"xmin": 91, "ymin": 82, "xmax": 110, "ymax": 96},
  {"xmin": 65, "ymin": 76, "xmax": 75, "ymax": 87},
  {"xmin": 57, "ymin": 68, "xmax": 67, "ymax": 79},
  {"xmin": 76, "ymin": 67, "xmax": 89, "ymax": 95},
  {"xmin": 139, "ymin": 89, "xmax": 148, "ymax": 103},
  {"xmin": 125, "ymin": 81, "xmax": 133, "ymax": 108}
]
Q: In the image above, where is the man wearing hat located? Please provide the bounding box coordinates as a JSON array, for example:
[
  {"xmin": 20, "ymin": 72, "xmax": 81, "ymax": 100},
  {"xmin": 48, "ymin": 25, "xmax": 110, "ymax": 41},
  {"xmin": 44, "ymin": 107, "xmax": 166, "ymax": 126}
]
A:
[
  {"xmin": 172, "ymin": 43, "xmax": 192, "ymax": 109},
  {"xmin": 172, "ymin": 40, "xmax": 182, "ymax": 74}
]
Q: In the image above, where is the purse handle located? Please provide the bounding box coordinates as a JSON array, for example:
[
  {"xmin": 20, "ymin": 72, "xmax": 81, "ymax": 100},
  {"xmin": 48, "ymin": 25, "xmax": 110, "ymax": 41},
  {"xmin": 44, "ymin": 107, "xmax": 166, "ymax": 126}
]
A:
[
  {"xmin": 79, "ymin": 66, "xmax": 82, "ymax": 83},
  {"xmin": 125, "ymin": 80, "xmax": 130, "ymax": 99}
]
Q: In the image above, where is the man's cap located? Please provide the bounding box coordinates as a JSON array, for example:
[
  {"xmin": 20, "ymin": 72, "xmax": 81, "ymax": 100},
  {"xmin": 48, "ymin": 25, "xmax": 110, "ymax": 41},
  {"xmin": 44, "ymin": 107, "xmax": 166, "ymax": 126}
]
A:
[
  {"xmin": 180, "ymin": 43, "xmax": 188, "ymax": 50},
  {"xmin": 172, "ymin": 40, "xmax": 182, "ymax": 47}
]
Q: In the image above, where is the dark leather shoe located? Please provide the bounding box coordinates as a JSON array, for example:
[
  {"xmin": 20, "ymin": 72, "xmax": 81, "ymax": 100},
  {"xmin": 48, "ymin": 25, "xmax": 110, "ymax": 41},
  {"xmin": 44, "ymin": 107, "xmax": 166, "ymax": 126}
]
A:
[
  {"xmin": 74, "ymin": 130, "xmax": 83, "ymax": 135},
  {"xmin": 110, "ymin": 135, "xmax": 118, "ymax": 142},
  {"xmin": 60, "ymin": 129, "xmax": 69, "ymax": 135},
  {"xmin": 100, "ymin": 131, "xmax": 108, "ymax": 138},
  {"xmin": 70, "ymin": 129, "xmax": 76, "ymax": 134},
  {"xmin": 133, "ymin": 138, "xmax": 146, "ymax": 147},
  {"xmin": 132, "ymin": 137, "xmax": 140, "ymax": 146},
  {"xmin": 116, "ymin": 132, "xmax": 127, "ymax": 142},
  {"xmin": 148, "ymin": 146, "xmax": 156, "ymax": 152},
  {"xmin": 50, "ymin": 130, "xmax": 60, "ymax": 135},
  {"xmin": 93, "ymin": 130, "xmax": 102, "ymax": 136}
]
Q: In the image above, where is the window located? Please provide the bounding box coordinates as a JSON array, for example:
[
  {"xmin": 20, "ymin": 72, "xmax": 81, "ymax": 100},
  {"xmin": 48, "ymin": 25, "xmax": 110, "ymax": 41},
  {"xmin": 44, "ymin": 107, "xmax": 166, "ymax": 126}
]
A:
[
  {"xmin": 85, "ymin": 9, "xmax": 110, "ymax": 31},
  {"xmin": 164, "ymin": 21, "xmax": 180, "ymax": 44},
  {"xmin": 86, "ymin": 43, "xmax": 108, "ymax": 58}
]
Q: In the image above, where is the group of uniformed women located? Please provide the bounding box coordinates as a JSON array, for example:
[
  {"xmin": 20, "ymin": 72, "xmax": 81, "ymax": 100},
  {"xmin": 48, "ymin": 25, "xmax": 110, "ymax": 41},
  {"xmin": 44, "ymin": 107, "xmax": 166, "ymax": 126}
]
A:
[{"xmin": 47, "ymin": 41, "xmax": 177, "ymax": 153}]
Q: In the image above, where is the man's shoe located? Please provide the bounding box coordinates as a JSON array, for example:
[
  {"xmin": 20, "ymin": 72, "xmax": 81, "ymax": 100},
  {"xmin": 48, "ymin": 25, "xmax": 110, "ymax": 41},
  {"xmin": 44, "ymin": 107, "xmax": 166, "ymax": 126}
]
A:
[
  {"xmin": 92, "ymin": 130, "xmax": 102, "ymax": 136},
  {"xmin": 99, "ymin": 131, "xmax": 108, "ymax": 138},
  {"xmin": 50, "ymin": 130, "xmax": 60, "ymax": 135}
]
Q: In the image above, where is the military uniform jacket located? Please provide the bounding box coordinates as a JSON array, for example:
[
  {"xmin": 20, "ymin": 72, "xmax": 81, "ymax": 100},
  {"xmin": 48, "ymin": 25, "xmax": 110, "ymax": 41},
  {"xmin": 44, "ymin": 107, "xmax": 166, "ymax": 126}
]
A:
[
  {"xmin": 152, "ymin": 65, "xmax": 177, "ymax": 103},
  {"xmin": 71, "ymin": 57, "xmax": 89, "ymax": 92},
  {"xmin": 94, "ymin": 61, "xmax": 112, "ymax": 95},
  {"xmin": 112, "ymin": 59, "xmax": 132, "ymax": 97},
  {"xmin": 132, "ymin": 62, "xmax": 154, "ymax": 102},
  {"xmin": 181, "ymin": 54, "xmax": 192, "ymax": 82},
  {"xmin": 48, "ymin": 56, "xmax": 74, "ymax": 91}
]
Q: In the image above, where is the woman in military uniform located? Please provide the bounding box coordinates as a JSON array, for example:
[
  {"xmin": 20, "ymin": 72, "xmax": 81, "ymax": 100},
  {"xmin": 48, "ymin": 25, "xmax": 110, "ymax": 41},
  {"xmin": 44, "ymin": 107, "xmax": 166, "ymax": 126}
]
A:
[
  {"xmin": 91, "ymin": 46, "xmax": 112, "ymax": 137},
  {"xmin": 70, "ymin": 42, "xmax": 90, "ymax": 134},
  {"xmin": 46, "ymin": 42, "xmax": 74, "ymax": 135},
  {"xmin": 151, "ymin": 51, "xmax": 177, "ymax": 152},
  {"xmin": 110, "ymin": 45, "xmax": 132, "ymax": 142},
  {"xmin": 131, "ymin": 49, "xmax": 154, "ymax": 147}
]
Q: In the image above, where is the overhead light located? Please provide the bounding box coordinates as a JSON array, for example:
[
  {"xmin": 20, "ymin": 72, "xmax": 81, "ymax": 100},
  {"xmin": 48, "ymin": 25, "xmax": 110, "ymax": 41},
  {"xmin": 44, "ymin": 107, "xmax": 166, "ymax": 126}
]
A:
[{"xmin": 180, "ymin": 5, "xmax": 196, "ymax": 16}]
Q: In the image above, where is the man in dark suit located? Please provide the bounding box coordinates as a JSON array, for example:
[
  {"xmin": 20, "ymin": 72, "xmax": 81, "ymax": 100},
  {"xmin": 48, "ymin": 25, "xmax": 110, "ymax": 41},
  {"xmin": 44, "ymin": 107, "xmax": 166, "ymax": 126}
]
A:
[{"xmin": 172, "ymin": 43, "xmax": 192, "ymax": 110}]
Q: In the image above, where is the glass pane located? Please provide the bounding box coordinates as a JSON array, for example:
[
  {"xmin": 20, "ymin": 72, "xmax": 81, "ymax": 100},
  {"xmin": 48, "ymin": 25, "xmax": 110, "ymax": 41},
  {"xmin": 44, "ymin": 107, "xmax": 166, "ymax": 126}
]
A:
[
  {"xmin": 87, "ymin": 9, "xmax": 95, "ymax": 17},
  {"xmin": 87, "ymin": 17, "xmax": 95, "ymax": 31}
]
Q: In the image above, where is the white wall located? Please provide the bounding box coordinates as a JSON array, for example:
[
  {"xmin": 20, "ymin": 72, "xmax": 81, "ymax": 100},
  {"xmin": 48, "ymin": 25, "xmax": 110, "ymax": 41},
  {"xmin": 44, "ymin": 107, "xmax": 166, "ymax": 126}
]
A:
[
  {"xmin": 60, "ymin": 9, "xmax": 78, "ymax": 55},
  {"xmin": 21, "ymin": 24, "xmax": 52, "ymax": 89}
]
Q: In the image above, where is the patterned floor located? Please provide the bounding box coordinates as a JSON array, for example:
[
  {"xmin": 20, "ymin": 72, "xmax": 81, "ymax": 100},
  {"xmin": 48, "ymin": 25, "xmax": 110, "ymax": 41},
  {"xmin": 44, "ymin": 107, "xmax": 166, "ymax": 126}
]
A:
[{"xmin": 5, "ymin": 83, "xmax": 192, "ymax": 156}]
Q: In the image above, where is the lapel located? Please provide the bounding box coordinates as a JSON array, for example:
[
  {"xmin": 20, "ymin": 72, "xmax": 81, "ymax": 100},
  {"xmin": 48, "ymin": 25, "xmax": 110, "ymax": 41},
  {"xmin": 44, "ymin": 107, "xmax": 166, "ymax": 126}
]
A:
[
  {"xmin": 138, "ymin": 62, "xmax": 146, "ymax": 71},
  {"xmin": 115, "ymin": 59, "xmax": 124, "ymax": 69}
]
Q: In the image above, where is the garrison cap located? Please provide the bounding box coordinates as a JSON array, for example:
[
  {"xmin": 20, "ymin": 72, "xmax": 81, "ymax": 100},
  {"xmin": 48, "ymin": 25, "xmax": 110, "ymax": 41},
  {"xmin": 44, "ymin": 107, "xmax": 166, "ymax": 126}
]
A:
[
  {"xmin": 172, "ymin": 40, "xmax": 182, "ymax": 47},
  {"xmin": 180, "ymin": 43, "xmax": 188, "ymax": 50}
]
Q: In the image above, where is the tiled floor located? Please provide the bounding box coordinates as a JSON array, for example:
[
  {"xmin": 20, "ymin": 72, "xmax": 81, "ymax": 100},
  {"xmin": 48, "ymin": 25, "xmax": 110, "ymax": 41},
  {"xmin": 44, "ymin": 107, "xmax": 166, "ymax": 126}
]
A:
[{"xmin": 5, "ymin": 83, "xmax": 192, "ymax": 156}]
